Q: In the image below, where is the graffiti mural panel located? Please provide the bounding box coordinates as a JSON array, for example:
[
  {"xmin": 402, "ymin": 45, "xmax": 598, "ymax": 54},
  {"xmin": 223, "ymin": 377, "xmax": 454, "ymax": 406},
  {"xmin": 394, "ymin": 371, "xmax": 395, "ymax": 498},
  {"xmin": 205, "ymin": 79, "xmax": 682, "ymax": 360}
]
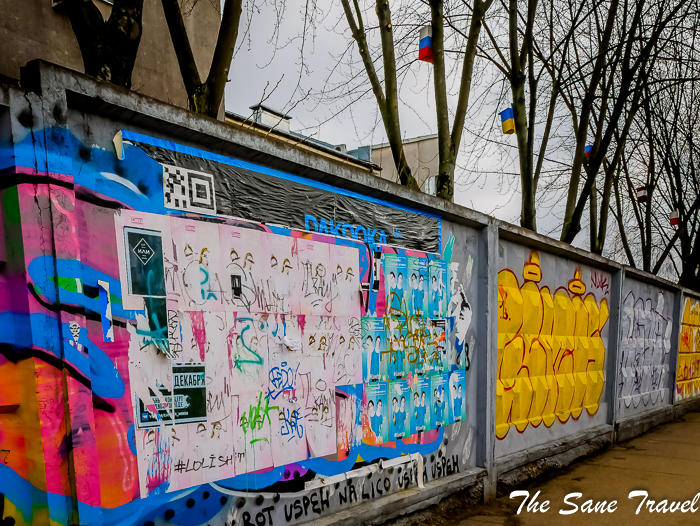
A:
[
  {"xmin": 618, "ymin": 278, "xmax": 675, "ymax": 418},
  {"xmin": 677, "ymin": 295, "xmax": 700, "ymax": 401},
  {"xmin": 496, "ymin": 241, "xmax": 611, "ymax": 457},
  {"xmin": 0, "ymin": 124, "xmax": 482, "ymax": 526}
]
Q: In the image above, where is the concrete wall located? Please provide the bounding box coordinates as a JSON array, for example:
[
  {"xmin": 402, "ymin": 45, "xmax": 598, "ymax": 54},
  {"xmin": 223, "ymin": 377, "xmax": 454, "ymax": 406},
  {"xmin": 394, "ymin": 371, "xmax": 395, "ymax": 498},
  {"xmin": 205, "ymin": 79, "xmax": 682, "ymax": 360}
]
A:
[
  {"xmin": 617, "ymin": 276, "xmax": 677, "ymax": 420},
  {"xmin": 495, "ymin": 240, "xmax": 612, "ymax": 458},
  {"xmin": 0, "ymin": 63, "xmax": 699, "ymax": 526},
  {"xmin": 677, "ymin": 291, "xmax": 700, "ymax": 401},
  {"xmin": 0, "ymin": 0, "xmax": 220, "ymax": 109}
]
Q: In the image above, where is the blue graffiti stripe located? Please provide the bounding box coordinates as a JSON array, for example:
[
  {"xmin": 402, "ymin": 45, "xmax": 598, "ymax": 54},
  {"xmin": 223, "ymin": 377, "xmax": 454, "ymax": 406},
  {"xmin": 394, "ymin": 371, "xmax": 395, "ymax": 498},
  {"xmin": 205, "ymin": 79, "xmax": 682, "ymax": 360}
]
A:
[
  {"xmin": 0, "ymin": 464, "xmax": 102, "ymax": 525},
  {"xmin": 11, "ymin": 127, "xmax": 167, "ymax": 214},
  {"xmin": 301, "ymin": 428, "xmax": 444, "ymax": 476},
  {"xmin": 214, "ymin": 428, "xmax": 443, "ymax": 491},
  {"xmin": 0, "ymin": 311, "xmax": 124, "ymax": 399},
  {"xmin": 27, "ymin": 256, "xmax": 138, "ymax": 321}
]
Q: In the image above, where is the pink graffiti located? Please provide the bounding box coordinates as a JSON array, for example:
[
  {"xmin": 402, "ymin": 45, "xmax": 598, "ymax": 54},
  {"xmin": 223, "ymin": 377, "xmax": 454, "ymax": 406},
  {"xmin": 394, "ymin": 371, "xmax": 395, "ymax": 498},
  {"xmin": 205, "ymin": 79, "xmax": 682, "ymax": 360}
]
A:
[{"xmin": 189, "ymin": 310, "xmax": 207, "ymax": 361}]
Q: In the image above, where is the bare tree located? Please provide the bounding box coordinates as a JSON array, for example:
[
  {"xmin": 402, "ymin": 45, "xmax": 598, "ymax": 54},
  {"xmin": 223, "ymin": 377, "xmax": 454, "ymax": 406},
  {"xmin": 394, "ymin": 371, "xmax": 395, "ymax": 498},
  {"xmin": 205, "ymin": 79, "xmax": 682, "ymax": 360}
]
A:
[
  {"xmin": 340, "ymin": 0, "xmax": 419, "ymax": 190},
  {"xmin": 161, "ymin": 0, "xmax": 244, "ymax": 117},
  {"xmin": 473, "ymin": 0, "xmax": 590, "ymax": 231},
  {"xmin": 339, "ymin": 0, "xmax": 492, "ymax": 198},
  {"xmin": 558, "ymin": 0, "xmax": 692, "ymax": 251},
  {"xmin": 430, "ymin": 0, "xmax": 493, "ymax": 200},
  {"xmin": 610, "ymin": 20, "xmax": 700, "ymax": 288},
  {"xmin": 63, "ymin": 0, "xmax": 144, "ymax": 88}
]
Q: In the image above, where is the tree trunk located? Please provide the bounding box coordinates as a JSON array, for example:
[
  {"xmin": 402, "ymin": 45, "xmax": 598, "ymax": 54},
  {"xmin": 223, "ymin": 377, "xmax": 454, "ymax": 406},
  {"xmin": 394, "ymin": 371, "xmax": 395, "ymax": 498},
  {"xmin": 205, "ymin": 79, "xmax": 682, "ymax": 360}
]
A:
[
  {"xmin": 431, "ymin": 0, "xmax": 454, "ymax": 201},
  {"xmin": 161, "ymin": 0, "xmax": 242, "ymax": 117},
  {"xmin": 507, "ymin": 0, "xmax": 537, "ymax": 231},
  {"xmin": 589, "ymin": 175, "xmax": 598, "ymax": 252},
  {"xmin": 512, "ymin": 80, "xmax": 535, "ymax": 230},
  {"xmin": 377, "ymin": 0, "xmax": 419, "ymax": 191},
  {"xmin": 64, "ymin": 0, "xmax": 144, "ymax": 89},
  {"xmin": 434, "ymin": 0, "xmax": 491, "ymax": 201}
]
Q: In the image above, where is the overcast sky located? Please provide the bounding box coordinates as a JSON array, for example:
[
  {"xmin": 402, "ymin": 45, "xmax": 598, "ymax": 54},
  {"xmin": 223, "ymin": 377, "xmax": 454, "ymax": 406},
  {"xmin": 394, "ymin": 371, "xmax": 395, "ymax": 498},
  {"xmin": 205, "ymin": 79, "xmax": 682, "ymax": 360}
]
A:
[{"xmin": 222, "ymin": 0, "xmax": 584, "ymax": 245}]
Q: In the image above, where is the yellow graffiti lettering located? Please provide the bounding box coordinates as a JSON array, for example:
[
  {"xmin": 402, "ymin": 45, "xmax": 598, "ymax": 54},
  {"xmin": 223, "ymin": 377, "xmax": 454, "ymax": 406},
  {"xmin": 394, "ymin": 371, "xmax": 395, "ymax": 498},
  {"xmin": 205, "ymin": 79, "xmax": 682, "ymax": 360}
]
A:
[
  {"xmin": 496, "ymin": 252, "xmax": 608, "ymax": 440},
  {"xmin": 676, "ymin": 298, "xmax": 700, "ymax": 400}
]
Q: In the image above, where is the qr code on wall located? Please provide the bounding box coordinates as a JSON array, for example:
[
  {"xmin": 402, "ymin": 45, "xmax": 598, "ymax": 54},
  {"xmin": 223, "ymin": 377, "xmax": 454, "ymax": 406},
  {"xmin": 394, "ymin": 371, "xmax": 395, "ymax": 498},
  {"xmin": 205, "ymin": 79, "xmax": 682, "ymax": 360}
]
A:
[{"xmin": 162, "ymin": 164, "xmax": 217, "ymax": 215}]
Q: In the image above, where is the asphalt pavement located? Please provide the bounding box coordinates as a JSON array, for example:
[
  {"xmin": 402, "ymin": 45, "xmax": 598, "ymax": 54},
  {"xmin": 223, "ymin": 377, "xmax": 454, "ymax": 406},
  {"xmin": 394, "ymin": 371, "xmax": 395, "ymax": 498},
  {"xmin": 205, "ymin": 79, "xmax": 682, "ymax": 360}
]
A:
[{"xmin": 448, "ymin": 411, "xmax": 700, "ymax": 526}]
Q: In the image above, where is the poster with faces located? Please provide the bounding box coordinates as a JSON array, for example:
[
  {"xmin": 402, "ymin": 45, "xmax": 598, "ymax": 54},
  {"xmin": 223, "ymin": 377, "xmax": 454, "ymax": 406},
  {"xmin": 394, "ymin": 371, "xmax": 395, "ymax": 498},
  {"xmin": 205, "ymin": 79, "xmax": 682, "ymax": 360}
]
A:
[
  {"xmin": 335, "ymin": 384, "xmax": 364, "ymax": 459},
  {"xmin": 410, "ymin": 375, "xmax": 431, "ymax": 434},
  {"xmin": 430, "ymin": 373, "xmax": 450, "ymax": 428},
  {"xmin": 227, "ymin": 312, "xmax": 270, "ymax": 395},
  {"xmin": 219, "ymin": 225, "xmax": 264, "ymax": 313},
  {"xmin": 428, "ymin": 260, "xmax": 448, "ymax": 318},
  {"xmin": 330, "ymin": 316, "xmax": 363, "ymax": 386},
  {"xmin": 299, "ymin": 239, "xmax": 332, "ymax": 315},
  {"xmin": 383, "ymin": 254, "xmax": 408, "ymax": 315},
  {"xmin": 171, "ymin": 218, "xmax": 225, "ymax": 311},
  {"xmin": 407, "ymin": 257, "xmax": 429, "ymax": 318},
  {"xmin": 261, "ymin": 232, "xmax": 299, "ymax": 314},
  {"xmin": 387, "ymin": 317, "xmax": 409, "ymax": 380},
  {"xmin": 332, "ymin": 244, "xmax": 361, "ymax": 318},
  {"xmin": 388, "ymin": 379, "xmax": 410, "ymax": 440},
  {"xmin": 362, "ymin": 317, "xmax": 388, "ymax": 382},
  {"xmin": 364, "ymin": 382, "xmax": 388, "ymax": 445},
  {"xmin": 234, "ymin": 391, "xmax": 275, "ymax": 474},
  {"xmin": 449, "ymin": 369, "xmax": 467, "ymax": 423},
  {"xmin": 427, "ymin": 318, "xmax": 449, "ymax": 374}
]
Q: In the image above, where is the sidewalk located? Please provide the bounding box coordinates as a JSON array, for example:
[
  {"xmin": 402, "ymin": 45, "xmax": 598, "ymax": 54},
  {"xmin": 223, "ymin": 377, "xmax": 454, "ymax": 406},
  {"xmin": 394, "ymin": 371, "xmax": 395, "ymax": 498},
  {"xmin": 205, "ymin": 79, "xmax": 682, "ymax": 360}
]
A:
[{"xmin": 449, "ymin": 411, "xmax": 700, "ymax": 526}]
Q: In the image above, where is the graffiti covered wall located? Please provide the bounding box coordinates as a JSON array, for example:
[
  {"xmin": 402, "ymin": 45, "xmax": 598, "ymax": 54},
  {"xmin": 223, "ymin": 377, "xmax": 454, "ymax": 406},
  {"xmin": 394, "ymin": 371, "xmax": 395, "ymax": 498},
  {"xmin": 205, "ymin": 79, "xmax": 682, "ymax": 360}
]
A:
[
  {"xmin": 2, "ymin": 71, "xmax": 698, "ymax": 526},
  {"xmin": 496, "ymin": 241, "xmax": 611, "ymax": 457},
  {"xmin": 677, "ymin": 295, "xmax": 700, "ymax": 401},
  {"xmin": 0, "ymin": 121, "xmax": 482, "ymax": 526},
  {"xmin": 617, "ymin": 278, "xmax": 675, "ymax": 419}
]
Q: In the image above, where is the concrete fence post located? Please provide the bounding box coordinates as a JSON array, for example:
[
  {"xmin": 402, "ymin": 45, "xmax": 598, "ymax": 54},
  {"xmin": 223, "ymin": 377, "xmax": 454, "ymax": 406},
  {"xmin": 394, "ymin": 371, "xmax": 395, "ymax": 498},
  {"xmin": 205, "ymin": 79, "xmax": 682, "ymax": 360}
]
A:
[
  {"xmin": 479, "ymin": 219, "xmax": 498, "ymax": 501},
  {"xmin": 607, "ymin": 267, "xmax": 625, "ymax": 432}
]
